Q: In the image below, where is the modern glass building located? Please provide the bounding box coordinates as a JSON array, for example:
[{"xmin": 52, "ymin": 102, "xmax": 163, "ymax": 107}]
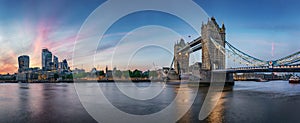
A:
[
  {"xmin": 18, "ymin": 55, "xmax": 30, "ymax": 72},
  {"xmin": 42, "ymin": 48, "xmax": 52, "ymax": 71},
  {"xmin": 61, "ymin": 59, "xmax": 69, "ymax": 70},
  {"xmin": 53, "ymin": 55, "xmax": 59, "ymax": 70}
]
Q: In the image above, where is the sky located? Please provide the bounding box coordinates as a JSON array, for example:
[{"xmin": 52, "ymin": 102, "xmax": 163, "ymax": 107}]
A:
[{"xmin": 0, "ymin": 0, "xmax": 300, "ymax": 74}]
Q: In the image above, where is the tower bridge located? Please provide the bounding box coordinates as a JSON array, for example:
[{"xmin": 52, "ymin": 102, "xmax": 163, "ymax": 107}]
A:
[{"xmin": 171, "ymin": 17, "xmax": 300, "ymax": 84}]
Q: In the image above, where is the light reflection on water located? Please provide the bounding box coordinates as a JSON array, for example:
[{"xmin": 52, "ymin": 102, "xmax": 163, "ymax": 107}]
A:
[
  {"xmin": 0, "ymin": 83, "xmax": 96, "ymax": 123},
  {"xmin": 0, "ymin": 81, "xmax": 300, "ymax": 123}
]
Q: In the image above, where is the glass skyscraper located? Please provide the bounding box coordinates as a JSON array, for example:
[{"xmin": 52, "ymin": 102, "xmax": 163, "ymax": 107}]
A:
[
  {"xmin": 53, "ymin": 55, "xmax": 59, "ymax": 70},
  {"xmin": 42, "ymin": 48, "xmax": 52, "ymax": 71},
  {"xmin": 18, "ymin": 55, "xmax": 30, "ymax": 72}
]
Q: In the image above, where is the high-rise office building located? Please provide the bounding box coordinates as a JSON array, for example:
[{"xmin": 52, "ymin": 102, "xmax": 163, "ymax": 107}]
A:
[
  {"xmin": 60, "ymin": 59, "xmax": 69, "ymax": 70},
  {"xmin": 53, "ymin": 55, "xmax": 59, "ymax": 70},
  {"xmin": 42, "ymin": 48, "xmax": 52, "ymax": 71},
  {"xmin": 18, "ymin": 55, "xmax": 30, "ymax": 72}
]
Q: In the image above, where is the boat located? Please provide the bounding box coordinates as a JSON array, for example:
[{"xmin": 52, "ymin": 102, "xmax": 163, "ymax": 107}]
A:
[
  {"xmin": 255, "ymin": 78, "xmax": 268, "ymax": 82},
  {"xmin": 289, "ymin": 76, "xmax": 300, "ymax": 83}
]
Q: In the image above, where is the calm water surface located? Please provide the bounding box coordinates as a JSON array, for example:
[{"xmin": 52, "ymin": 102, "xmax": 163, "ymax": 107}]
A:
[{"xmin": 1, "ymin": 81, "xmax": 300, "ymax": 123}]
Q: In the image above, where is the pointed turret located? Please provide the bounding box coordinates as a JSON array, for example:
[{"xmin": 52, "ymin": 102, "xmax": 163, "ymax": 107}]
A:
[
  {"xmin": 211, "ymin": 16, "xmax": 216, "ymax": 21},
  {"xmin": 210, "ymin": 16, "xmax": 219, "ymax": 28},
  {"xmin": 179, "ymin": 38, "xmax": 185, "ymax": 47},
  {"xmin": 220, "ymin": 22, "xmax": 226, "ymax": 33},
  {"xmin": 222, "ymin": 22, "xmax": 226, "ymax": 31}
]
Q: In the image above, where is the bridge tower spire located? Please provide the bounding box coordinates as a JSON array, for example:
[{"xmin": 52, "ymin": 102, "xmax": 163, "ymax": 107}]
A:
[{"xmin": 201, "ymin": 17, "xmax": 226, "ymax": 70}]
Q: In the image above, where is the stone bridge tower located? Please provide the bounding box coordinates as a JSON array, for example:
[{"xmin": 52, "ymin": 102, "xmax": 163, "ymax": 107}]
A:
[
  {"xmin": 174, "ymin": 39, "xmax": 190, "ymax": 74},
  {"xmin": 201, "ymin": 17, "xmax": 226, "ymax": 70}
]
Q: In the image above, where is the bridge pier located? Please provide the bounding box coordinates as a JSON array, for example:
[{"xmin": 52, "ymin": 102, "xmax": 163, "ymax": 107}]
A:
[{"xmin": 191, "ymin": 70, "xmax": 234, "ymax": 86}]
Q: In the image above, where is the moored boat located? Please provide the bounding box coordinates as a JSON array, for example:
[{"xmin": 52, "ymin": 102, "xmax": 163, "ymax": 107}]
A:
[
  {"xmin": 289, "ymin": 76, "xmax": 300, "ymax": 83},
  {"xmin": 256, "ymin": 78, "xmax": 268, "ymax": 82}
]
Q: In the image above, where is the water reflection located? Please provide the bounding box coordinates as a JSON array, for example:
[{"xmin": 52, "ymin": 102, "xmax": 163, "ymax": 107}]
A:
[
  {"xmin": 207, "ymin": 92, "xmax": 225, "ymax": 123},
  {"xmin": 174, "ymin": 85, "xmax": 195, "ymax": 123},
  {"xmin": 1, "ymin": 81, "xmax": 300, "ymax": 123},
  {"xmin": 100, "ymin": 83, "xmax": 176, "ymax": 115},
  {"xmin": 0, "ymin": 83, "xmax": 97, "ymax": 123},
  {"xmin": 212, "ymin": 87, "xmax": 232, "ymax": 123},
  {"xmin": 18, "ymin": 85, "xmax": 30, "ymax": 122}
]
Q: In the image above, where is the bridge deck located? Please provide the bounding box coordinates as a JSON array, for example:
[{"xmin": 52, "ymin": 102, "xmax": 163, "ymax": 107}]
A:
[
  {"xmin": 227, "ymin": 65, "xmax": 300, "ymax": 73},
  {"xmin": 176, "ymin": 37, "xmax": 202, "ymax": 53}
]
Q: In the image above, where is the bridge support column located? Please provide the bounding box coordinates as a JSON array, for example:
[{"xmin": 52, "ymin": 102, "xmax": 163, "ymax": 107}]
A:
[{"xmin": 197, "ymin": 70, "xmax": 234, "ymax": 86}]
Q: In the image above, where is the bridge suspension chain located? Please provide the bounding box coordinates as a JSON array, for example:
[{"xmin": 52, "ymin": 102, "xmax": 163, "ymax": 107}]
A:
[
  {"xmin": 225, "ymin": 41, "xmax": 267, "ymax": 66},
  {"xmin": 209, "ymin": 37, "xmax": 267, "ymax": 67},
  {"xmin": 275, "ymin": 51, "xmax": 300, "ymax": 65}
]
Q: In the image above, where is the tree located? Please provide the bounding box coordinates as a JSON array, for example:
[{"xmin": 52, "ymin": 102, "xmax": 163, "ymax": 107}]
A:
[
  {"xmin": 54, "ymin": 73, "xmax": 59, "ymax": 80},
  {"xmin": 97, "ymin": 71, "xmax": 105, "ymax": 76},
  {"xmin": 132, "ymin": 69, "xmax": 142, "ymax": 78},
  {"xmin": 142, "ymin": 70, "xmax": 150, "ymax": 78},
  {"xmin": 66, "ymin": 74, "xmax": 73, "ymax": 80}
]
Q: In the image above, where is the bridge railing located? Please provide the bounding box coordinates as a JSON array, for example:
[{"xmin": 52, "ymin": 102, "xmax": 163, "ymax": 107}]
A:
[{"xmin": 229, "ymin": 64, "xmax": 300, "ymax": 71}]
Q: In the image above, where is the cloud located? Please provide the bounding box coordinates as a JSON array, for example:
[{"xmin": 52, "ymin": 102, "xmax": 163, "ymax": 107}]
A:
[
  {"xmin": 0, "ymin": 19, "xmax": 82, "ymax": 73},
  {"xmin": 90, "ymin": 25, "xmax": 182, "ymax": 71},
  {"xmin": 0, "ymin": 50, "xmax": 18, "ymax": 74}
]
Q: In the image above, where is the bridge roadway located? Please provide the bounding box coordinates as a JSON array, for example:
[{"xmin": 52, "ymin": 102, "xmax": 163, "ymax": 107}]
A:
[
  {"xmin": 225, "ymin": 64, "xmax": 300, "ymax": 73},
  {"xmin": 176, "ymin": 37, "xmax": 202, "ymax": 53}
]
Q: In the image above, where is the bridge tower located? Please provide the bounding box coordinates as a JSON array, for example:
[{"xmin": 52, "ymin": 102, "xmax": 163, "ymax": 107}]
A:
[
  {"xmin": 172, "ymin": 17, "xmax": 234, "ymax": 85},
  {"xmin": 174, "ymin": 39, "xmax": 190, "ymax": 75},
  {"xmin": 201, "ymin": 17, "xmax": 226, "ymax": 70}
]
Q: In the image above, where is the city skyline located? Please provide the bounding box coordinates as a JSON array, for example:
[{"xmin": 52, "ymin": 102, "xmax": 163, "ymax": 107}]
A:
[{"xmin": 1, "ymin": 0, "xmax": 300, "ymax": 74}]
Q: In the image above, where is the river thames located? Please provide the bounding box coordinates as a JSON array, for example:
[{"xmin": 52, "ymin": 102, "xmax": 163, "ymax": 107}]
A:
[{"xmin": 1, "ymin": 81, "xmax": 300, "ymax": 123}]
